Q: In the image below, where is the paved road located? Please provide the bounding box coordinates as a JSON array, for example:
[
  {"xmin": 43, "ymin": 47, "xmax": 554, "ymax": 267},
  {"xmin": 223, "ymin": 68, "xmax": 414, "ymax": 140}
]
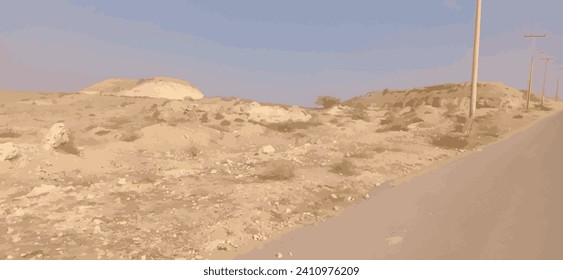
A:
[{"xmin": 239, "ymin": 112, "xmax": 563, "ymax": 259}]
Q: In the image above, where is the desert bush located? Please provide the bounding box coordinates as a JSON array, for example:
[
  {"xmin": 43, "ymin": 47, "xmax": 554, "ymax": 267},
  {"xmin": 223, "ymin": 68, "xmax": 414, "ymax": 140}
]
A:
[
  {"xmin": 261, "ymin": 121, "xmax": 321, "ymax": 133},
  {"xmin": 315, "ymin": 96, "xmax": 341, "ymax": 109},
  {"xmin": 0, "ymin": 129, "xmax": 21, "ymax": 138},
  {"xmin": 200, "ymin": 113, "xmax": 209, "ymax": 123},
  {"xmin": 513, "ymin": 114, "xmax": 524, "ymax": 119},
  {"xmin": 348, "ymin": 103, "xmax": 370, "ymax": 121},
  {"xmin": 259, "ymin": 159, "xmax": 296, "ymax": 181},
  {"xmin": 348, "ymin": 150, "xmax": 371, "ymax": 159},
  {"xmin": 329, "ymin": 159, "xmax": 358, "ymax": 176},
  {"xmin": 234, "ymin": 118, "xmax": 245, "ymax": 123},
  {"xmin": 535, "ymin": 104, "xmax": 553, "ymax": 111},
  {"xmin": 444, "ymin": 102, "xmax": 459, "ymax": 115},
  {"xmin": 106, "ymin": 116, "xmax": 131, "ymax": 129},
  {"xmin": 479, "ymin": 124, "xmax": 501, "ymax": 138},
  {"xmin": 215, "ymin": 112, "xmax": 225, "ymax": 120},
  {"xmin": 430, "ymin": 135, "xmax": 468, "ymax": 149},
  {"xmin": 119, "ymin": 131, "xmax": 140, "ymax": 142},
  {"xmin": 186, "ymin": 146, "xmax": 200, "ymax": 158},
  {"xmin": 220, "ymin": 120, "xmax": 231, "ymax": 126}
]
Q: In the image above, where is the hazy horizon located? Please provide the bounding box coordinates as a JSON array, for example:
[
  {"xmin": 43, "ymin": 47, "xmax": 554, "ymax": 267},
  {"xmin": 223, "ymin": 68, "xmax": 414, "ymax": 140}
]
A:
[{"xmin": 2, "ymin": 0, "xmax": 563, "ymax": 105}]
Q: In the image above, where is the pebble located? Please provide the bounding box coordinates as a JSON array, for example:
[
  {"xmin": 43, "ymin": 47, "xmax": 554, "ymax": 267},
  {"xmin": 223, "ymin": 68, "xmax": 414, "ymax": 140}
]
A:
[
  {"xmin": 364, "ymin": 194, "xmax": 370, "ymax": 199},
  {"xmin": 276, "ymin": 252, "xmax": 283, "ymax": 259}
]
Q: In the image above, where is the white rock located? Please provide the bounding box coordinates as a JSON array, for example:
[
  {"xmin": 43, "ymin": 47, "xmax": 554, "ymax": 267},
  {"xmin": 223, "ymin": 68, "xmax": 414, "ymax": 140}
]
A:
[
  {"xmin": 26, "ymin": 184, "xmax": 57, "ymax": 197},
  {"xmin": 43, "ymin": 123, "xmax": 70, "ymax": 150},
  {"xmin": 261, "ymin": 145, "xmax": 276, "ymax": 154},
  {"xmin": 0, "ymin": 142, "xmax": 20, "ymax": 161}
]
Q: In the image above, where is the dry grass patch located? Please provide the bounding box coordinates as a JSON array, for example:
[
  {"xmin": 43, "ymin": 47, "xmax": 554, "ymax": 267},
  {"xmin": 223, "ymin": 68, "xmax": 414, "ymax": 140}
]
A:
[
  {"xmin": 0, "ymin": 129, "xmax": 21, "ymax": 138},
  {"xmin": 430, "ymin": 135, "xmax": 468, "ymax": 149},
  {"xmin": 329, "ymin": 159, "xmax": 358, "ymax": 176},
  {"xmin": 259, "ymin": 159, "xmax": 296, "ymax": 181}
]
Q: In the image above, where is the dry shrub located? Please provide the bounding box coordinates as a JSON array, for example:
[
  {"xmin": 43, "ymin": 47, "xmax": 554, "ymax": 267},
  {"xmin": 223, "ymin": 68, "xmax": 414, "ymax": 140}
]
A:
[
  {"xmin": 119, "ymin": 131, "xmax": 140, "ymax": 142},
  {"xmin": 234, "ymin": 118, "xmax": 245, "ymax": 123},
  {"xmin": 350, "ymin": 107, "xmax": 370, "ymax": 121},
  {"xmin": 94, "ymin": 129, "xmax": 111, "ymax": 136},
  {"xmin": 348, "ymin": 150, "xmax": 371, "ymax": 159},
  {"xmin": 430, "ymin": 135, "xmax": 468, "ymax": 149},
  {"xmin": 261, "ymin": 121, "xmax": 321, "ymax": 133},
  {"xmin": 0, "ymin": 129, "xmax": 21, "ymax": 138},
  {"xmin": 479, "ymin": 124, "xmax": 501, "ymax": 138},
  {"xmin": 200, "ymin": 113, "xmax": 210, "ymax": 123},
  {"xmin": 344, "ymin": 102, "xmax": 370, "ymax": 121},
  {"xmin": 292, "ymin": 132, "xmax": 307, "ymax": 146},
  {"xmin": 220, "ymin": 120, "xmax": 231, "ymax": 126},
  {"xmin": 329, "ymin": 159, "xmax": 358, "ymax": 176},
  {"xmin": 215, "ymin": 112, "xmax": 225, "ymax": 120},
  {"xmin": 106, "ymin": 116, "xmax": 131, "ymax": 129},
  {"xmin": 315, "ymin": 96, "xmax": 341, "ymax": 109},
  {"xmin": 259, "ymin": 160, "xmax": 295, "ymax": 181},
  {"xmin": 513, "ymin": 114, "xmax": 524, "ymax": 119},
  {"xmin": 535, "ymin": 104, "xmax": 553, "ymax": 111},
  {"xmin": 186, "ymin": 146, "xmax": 200, "ymax": 158}
]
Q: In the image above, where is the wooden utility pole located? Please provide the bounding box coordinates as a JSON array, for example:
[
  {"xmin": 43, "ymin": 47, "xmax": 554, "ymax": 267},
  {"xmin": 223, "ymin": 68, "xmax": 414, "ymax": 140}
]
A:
[
  {"xmin": 469, "ymin": 0, "xmax": 482, "ymax": 118},
  {"xmin": 526, "ymin": 56, "xmax": 534, "ymax": 111},
  {"xmin": 556, "ymin": 78, "xmax": 560, "ymax": 102},
  {"xmin": 541, "ymin": 57, "xmax": 555, "ymax": 107},
  {"xmin": 524, "ymin": 34, "xmax": 546, "ymax": 111}
]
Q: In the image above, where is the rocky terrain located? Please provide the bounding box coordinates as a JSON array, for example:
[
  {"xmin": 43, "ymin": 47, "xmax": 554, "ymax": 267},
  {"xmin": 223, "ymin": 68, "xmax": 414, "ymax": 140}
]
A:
[{"xmin": 0, "ymin": 78, "xmax": 559, "ymax": 260}]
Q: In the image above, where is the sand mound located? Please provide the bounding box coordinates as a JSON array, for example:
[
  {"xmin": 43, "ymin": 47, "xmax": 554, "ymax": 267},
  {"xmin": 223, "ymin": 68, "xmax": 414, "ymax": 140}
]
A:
[{"xmin": 80, "ymin": 77, "xmax": 204, "ymax": 100}]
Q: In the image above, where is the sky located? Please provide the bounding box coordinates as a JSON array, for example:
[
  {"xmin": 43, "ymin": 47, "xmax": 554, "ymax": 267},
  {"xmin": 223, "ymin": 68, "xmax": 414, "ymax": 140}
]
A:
[{"xmin": 1, "ymin": 0, "xmax": 563, "ymax": 105}]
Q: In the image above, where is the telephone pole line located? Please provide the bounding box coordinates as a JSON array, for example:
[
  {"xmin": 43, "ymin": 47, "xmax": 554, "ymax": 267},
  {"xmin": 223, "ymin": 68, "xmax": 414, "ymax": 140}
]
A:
[
  {"xmin": 524, "ymin": 34, "xmax": 546, "ymax": 111},
  {"xmin": 541, "ymin": 56, "xmax": 555, "ymax": 107},
  {"xmin": 469, "ymin": 0, "xmax": 482, "ymax": 118}
]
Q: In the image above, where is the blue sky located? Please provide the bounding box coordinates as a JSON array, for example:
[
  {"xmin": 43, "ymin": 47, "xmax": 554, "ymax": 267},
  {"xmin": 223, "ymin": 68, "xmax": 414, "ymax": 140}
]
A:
[{"xmin": 1, "ymin": 0, "xmax": 563, "ymax": 105}]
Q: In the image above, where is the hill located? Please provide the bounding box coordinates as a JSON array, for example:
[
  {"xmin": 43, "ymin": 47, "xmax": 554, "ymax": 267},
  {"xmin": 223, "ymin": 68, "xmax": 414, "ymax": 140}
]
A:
[{"xmin": 80, "ymin": 77, "xmax": 204, "ymax": 100}]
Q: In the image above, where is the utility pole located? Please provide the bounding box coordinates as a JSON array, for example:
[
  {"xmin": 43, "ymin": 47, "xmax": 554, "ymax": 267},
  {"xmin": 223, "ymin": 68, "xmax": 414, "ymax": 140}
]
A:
[
  {"xmin": 556, "ymin": 78, "xmax": 560, "ymax": 102},
  {"xmin": 469, "ymin": 0, "xmax": 482, "ymax": 118},
  {"xmin": 526, "ymin": 56, "xmax": 534, "ymax": 110},
  {"xmin": 524, "ymin": 34, "xmax": 546, "ymax": 111},
  {"xmin": 541, "ymin": 57, "xmax": 554, "ymax": 107}
]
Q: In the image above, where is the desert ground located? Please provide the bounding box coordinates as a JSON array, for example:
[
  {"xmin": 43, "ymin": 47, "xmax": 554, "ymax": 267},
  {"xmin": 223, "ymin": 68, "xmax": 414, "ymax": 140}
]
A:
[{"xmin": 0, "ymin": 78, "xmax": 560, "ymax": 260}]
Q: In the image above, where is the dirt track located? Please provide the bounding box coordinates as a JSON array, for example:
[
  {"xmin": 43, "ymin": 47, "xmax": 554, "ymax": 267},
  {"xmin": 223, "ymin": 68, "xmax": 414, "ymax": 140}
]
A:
[{"xmin": 239, "ymin": 111, "xmax": 563, "ymax": 260}]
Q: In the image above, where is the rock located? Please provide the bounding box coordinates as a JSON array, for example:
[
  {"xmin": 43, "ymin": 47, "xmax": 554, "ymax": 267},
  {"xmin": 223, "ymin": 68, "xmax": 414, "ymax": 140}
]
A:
[
  {"xmin": 398, "ymin": 106, "xmax": 412, "ymax": 115},
  {"xmin": 0, "ymin": 142, "xmax": 20, "ymax": 161},
  {"xmin": 43, "ymin": 123, "xmax": 71, "ymax": 150},
  {"xmin": 26, "ymin": 184, "xmax": 57, "ymax": 197},
  {"xmin": 364, "ymin": 194, "xmax": 370, "ymax": 199},
  {"xmin": 260, "ymin": 145, "xmax": 276, "ymax": 154},
  {"xmin": 276, "ymin": 252, "xmax": 283, "ymax": 259},
  {"xmin": 247, "ymin": 103, "xmax": 312, "ymax": 124}
]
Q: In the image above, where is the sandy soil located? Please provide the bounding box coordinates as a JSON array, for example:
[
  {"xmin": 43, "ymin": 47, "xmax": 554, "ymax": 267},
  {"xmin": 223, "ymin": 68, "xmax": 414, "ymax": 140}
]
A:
[{"xmin": 0, "ymin": 82, "xmax": 559, "ymax": 260}]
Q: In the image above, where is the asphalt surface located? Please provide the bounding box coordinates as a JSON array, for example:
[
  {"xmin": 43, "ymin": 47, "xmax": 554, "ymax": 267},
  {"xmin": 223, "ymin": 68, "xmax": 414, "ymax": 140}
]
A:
[{"xmin": 239, "ymin": 112, "xmax": 563, "ymax": 259}]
